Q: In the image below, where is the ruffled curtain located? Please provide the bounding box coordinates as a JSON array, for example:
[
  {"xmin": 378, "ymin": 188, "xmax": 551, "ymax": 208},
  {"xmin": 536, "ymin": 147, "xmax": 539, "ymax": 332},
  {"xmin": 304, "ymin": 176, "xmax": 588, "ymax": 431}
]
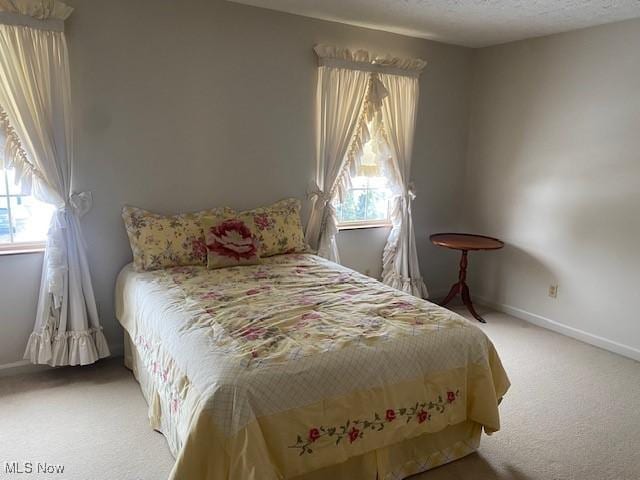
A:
[
  {"xmin": 379, "ymin": 74, "xmax": 428, "ymax": 297},
  {"xmin": 0, "ymin": 0, "xmax": 110, "ymax": 366},
  {"xmin": 350, "ymin": 112, "xmax": 391, "ymax": 178},
  {"xmin": 305, "ymin": 47, "xmax": 370, "ymax": 262},
  {"xmin": 308, "ymin": 45, "xmax": 428, "ymax": 297}
]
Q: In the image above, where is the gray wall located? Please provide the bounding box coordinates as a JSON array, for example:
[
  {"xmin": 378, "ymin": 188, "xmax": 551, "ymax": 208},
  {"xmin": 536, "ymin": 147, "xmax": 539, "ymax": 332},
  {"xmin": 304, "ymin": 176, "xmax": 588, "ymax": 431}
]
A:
[
  {"xmin": 0, "ymin": 0, "xmax": 472, "ymax": 366},
  {"xmin": 0, "ymin": 253, "xmax": 43, "ymax": 366},
  {"xmin": 464, "ymin": 18, "xmax": 640, "ymax": 359}
]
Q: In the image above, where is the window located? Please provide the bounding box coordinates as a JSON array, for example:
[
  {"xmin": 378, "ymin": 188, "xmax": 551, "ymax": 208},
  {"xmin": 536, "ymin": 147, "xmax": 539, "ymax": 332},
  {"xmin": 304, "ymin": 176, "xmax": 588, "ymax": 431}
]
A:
[
  {"xmin": 0, "ymin": 167, "xmax": 54, "ymax": 251},
  {"xmin": 335, "ymin": 175, "xmax": 392, "ymax": 228},
  {"xmin": 334, "ymin": 119, "xmax": 394, "ymax": 229}
]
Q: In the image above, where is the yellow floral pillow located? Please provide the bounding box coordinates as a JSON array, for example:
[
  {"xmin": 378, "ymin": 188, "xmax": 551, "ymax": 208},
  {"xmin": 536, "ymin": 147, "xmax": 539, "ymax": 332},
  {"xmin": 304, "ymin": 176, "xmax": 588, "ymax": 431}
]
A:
[
  {"xmin": 122, "ymin": 206, "xmax": 235, "ymax": 271},
  {"xmin": 240, "ymin": 198, "xmax": 308, "ymax": 257}
]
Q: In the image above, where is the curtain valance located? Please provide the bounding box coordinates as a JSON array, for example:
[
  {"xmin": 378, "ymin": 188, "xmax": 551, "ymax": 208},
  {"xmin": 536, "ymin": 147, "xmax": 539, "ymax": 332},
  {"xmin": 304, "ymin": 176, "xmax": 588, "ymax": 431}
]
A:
[
  {"xmin": 0, "ymin": 0, "xmax": 72, "ymax": 19},
  {"xmin": 314, "ymin": 45, "xmax": 427, "ymax": 78},
  {"xmin": 0, "ymin": 0, "xmax": 71, "ymax": 31}
]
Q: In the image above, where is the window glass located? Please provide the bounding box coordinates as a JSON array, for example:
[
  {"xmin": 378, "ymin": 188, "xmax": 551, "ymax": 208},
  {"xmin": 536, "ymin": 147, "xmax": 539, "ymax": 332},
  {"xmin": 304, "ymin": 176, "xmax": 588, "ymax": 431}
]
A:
[
  {"xmin": 335, "ymin": 175, "xmax": 392, "ymax": 225},
  {"xmin": 334, "ymin": 117, "xmax": 394, "ymax": 227},
  {"xmin": 5, "ymin": 168, "xmax": 23, "ymax": 195},
  {"xmin": 0, "ymin": 196, "xmax": 10, "ymax": 243},
  {"xmin": 0, "ymin": 168, "xmax": 54, "ymax": 246}
]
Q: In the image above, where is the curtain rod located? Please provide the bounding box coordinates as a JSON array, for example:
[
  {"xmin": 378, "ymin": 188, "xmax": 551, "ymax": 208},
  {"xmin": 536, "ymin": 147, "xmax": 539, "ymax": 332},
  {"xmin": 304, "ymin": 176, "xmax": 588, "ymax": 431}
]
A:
[
  {"xmin": 318, "ymin": 57, "xmax": 421, "ymax": 78},
  {"xmin": 0, "ymin": 12, "xmax": 64, "ymax": 32}
]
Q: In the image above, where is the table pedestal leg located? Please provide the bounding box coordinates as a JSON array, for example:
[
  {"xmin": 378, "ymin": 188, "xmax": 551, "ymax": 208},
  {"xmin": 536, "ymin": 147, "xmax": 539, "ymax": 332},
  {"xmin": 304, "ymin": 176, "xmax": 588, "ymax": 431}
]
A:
[{"xmin": 438, "ymin": 250, "xmax": 486, "ymax": 323}]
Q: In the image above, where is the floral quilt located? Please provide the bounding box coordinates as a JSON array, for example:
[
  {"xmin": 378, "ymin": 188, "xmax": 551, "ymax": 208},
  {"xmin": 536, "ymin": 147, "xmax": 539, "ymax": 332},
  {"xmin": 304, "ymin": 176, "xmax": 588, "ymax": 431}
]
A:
[
  {"xmin": 116, "ymin": 254, "xmax": 509, "ymax": 480},
  {"xmin": 156, "ymin": 254, "xmax": 468, "ymax": 366}
]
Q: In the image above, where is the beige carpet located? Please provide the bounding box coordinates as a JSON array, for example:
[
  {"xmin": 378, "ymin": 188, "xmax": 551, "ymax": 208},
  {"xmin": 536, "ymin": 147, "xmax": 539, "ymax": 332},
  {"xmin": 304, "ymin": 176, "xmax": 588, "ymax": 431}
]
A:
[{"xmin": 1, "ymin": 306, "xmax": 639, "ymax": 480}]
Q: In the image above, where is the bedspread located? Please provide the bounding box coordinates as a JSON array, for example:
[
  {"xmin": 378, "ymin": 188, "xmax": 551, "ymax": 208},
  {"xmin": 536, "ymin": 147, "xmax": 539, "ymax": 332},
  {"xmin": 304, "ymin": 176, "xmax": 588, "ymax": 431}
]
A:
[{"xmin": 116, "ymin": 253, "xmax": 509, "ymax": 480}]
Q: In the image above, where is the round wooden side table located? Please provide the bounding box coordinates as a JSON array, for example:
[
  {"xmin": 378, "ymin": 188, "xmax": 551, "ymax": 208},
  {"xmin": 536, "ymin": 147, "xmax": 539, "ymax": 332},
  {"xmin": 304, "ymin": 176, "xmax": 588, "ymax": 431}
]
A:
[{"xmin": 430, "ymin": 233, "xmax": 504, "ymax": 323}]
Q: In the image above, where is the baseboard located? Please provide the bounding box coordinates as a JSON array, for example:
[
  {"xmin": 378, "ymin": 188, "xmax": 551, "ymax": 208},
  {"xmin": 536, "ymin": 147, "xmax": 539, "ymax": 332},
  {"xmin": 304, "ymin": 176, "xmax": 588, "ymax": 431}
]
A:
[
  {"xmin": 474, "ymin": 296, "xmax": 640, "ymax": 362},
  {"xmin": 0, "ymin": 343, "xmax": 125, "ymax": 377},
  {"xmin": 0, "ymin": 359, "xmax": 49, "ymax": 377},
  {"xmin": 4, "ymin": 300, "xmax": 637, "ymax": 374},
  {"xmin": 426, "ymin": 289, "xmax": 450, "ymax": 303}
]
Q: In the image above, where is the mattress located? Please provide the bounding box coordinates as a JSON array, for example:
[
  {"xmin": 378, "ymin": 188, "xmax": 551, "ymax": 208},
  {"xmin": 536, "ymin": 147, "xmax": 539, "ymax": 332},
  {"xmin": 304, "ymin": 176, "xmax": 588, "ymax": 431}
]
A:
[{"xmin": 115, "ymin": 253, "xmax": 509, "ymax": 480}]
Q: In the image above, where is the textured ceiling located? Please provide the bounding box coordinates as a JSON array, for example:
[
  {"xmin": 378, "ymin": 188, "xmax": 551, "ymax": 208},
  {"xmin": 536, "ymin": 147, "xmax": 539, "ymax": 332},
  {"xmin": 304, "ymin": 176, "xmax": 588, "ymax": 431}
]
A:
[{"xmin": 226, "ymin": 0, "xmax": 640, "ymax": 47}]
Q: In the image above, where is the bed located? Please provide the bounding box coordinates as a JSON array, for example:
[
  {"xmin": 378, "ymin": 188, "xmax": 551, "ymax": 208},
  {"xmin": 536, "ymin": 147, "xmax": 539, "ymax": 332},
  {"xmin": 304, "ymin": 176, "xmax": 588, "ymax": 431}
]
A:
[{"xmin": 115, "ymin": 253, "xmax": 509, "ymax": 480}]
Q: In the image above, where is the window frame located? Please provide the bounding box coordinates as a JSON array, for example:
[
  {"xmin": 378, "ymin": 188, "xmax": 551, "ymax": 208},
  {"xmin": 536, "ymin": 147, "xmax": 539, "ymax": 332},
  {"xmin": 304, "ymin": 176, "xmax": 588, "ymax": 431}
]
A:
[
  {"xmin": 0, "ymin": 241, "xmax": 46, "ymax": 255},
  {"xmin": 0, "ymin": 169, "xmax": 47, "ymax": 254},
  {"xmin": 337, "ymin": 220, "xmax": 392, "ymax": 231}
]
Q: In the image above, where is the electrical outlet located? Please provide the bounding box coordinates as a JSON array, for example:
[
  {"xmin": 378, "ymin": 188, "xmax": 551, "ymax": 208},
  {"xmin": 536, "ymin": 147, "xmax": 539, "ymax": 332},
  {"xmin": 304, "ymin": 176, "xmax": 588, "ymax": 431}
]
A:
[{"xmin": 548, "ymin": 284, "xmax": 558, "ymax": 298}]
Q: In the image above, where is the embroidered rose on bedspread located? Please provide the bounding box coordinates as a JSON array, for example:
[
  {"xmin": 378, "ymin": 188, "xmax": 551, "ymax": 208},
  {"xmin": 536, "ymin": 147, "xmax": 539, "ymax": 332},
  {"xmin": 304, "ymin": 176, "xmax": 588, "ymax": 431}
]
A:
[{"xmin": 288, "ymin": 390, "xmax": 461, "ymax": 455}]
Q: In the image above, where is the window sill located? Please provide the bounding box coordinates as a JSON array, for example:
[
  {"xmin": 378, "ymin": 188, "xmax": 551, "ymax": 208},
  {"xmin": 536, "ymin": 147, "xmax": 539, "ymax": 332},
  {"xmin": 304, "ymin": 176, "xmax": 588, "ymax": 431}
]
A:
[
  {"xmin": 338, "ymin": 222, "xmax": 392, "ymax": 231},
  {"xmin": 0, "ymin": 243, "xmax": 46, "ymax": 256}
]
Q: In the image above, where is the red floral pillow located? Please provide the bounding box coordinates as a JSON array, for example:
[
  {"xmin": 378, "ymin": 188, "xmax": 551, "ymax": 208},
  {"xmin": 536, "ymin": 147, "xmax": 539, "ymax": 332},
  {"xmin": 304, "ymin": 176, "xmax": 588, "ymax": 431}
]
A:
[{"xmin": 203, "ymin": 215, "xmax": 261, "ymax": 269}]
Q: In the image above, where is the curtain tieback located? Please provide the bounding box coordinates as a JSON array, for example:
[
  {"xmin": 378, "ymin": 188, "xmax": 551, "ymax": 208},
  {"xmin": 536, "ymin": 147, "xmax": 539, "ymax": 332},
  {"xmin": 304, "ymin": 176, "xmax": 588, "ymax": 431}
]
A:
[
  {"xmin": 308, "ymin": 184, "xmax": 333, "ymax": 206},
  {"xmin": 47, "ymin": 191, "xmax": 92, "ymax": 307},
  {"xmin": 402, "ymin": 183, "xmax": 416, "ymax": 203},
  {"xmin": 51, "ymin": 191, "xmax": 93, "ymax": 231},
  {"xmin": 69, "ymin": 191, "xmax": 93, "ymax": 218}
]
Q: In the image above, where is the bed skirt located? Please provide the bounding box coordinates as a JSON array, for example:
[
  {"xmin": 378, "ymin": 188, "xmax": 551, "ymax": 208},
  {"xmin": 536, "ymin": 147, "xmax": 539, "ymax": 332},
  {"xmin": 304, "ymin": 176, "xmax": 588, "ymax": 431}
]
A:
[{"xmin": 124, "ymin": 332, "xmax": 482, "ymax": 480}]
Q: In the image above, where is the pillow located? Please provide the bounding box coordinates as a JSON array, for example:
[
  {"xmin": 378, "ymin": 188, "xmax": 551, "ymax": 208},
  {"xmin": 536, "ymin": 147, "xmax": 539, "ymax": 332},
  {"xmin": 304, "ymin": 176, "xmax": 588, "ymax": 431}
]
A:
[
  {"xmin": 240, "ymin": 198, "xmax": 307, "ymax": 257},
  {"xmin": 122, "ymin": 205, "xmax": 235, "ymax": 271},
  {"xmin": 203, "ymin": 214, "xmax": 261, "ymax": 269}
]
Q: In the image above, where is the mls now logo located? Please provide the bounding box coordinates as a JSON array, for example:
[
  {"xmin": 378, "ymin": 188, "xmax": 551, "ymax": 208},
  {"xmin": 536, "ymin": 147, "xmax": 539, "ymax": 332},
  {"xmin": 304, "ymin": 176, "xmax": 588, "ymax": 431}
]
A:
[{"xmin": 4, "ymin": 461, "xmax": 65, "ymax": 475}]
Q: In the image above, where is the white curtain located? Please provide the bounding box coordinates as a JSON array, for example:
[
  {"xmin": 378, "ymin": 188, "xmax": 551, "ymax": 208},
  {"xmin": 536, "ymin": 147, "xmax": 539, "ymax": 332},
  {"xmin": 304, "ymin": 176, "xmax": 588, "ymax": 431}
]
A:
[
  {"xmin": 0, "ymin": 0, "xmax": 110, "ymax": 366},
  {"xmin": 379, "ymin": 74, "xmax": 428, "ymax": 298},
  {"xmin": 305, "ymin": 47, "xmax": 370, "ymax": 262},
  {"xmin": 308, "ymin": 45, "xmax": 428, "ymax": 297}
]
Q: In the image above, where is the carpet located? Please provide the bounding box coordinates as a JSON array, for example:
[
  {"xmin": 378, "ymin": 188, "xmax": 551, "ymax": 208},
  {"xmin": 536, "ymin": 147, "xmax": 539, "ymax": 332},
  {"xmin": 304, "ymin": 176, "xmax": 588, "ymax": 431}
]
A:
[{"xmin": 1, "ymin": 306, "xmax": 638, "ymax": 480}]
